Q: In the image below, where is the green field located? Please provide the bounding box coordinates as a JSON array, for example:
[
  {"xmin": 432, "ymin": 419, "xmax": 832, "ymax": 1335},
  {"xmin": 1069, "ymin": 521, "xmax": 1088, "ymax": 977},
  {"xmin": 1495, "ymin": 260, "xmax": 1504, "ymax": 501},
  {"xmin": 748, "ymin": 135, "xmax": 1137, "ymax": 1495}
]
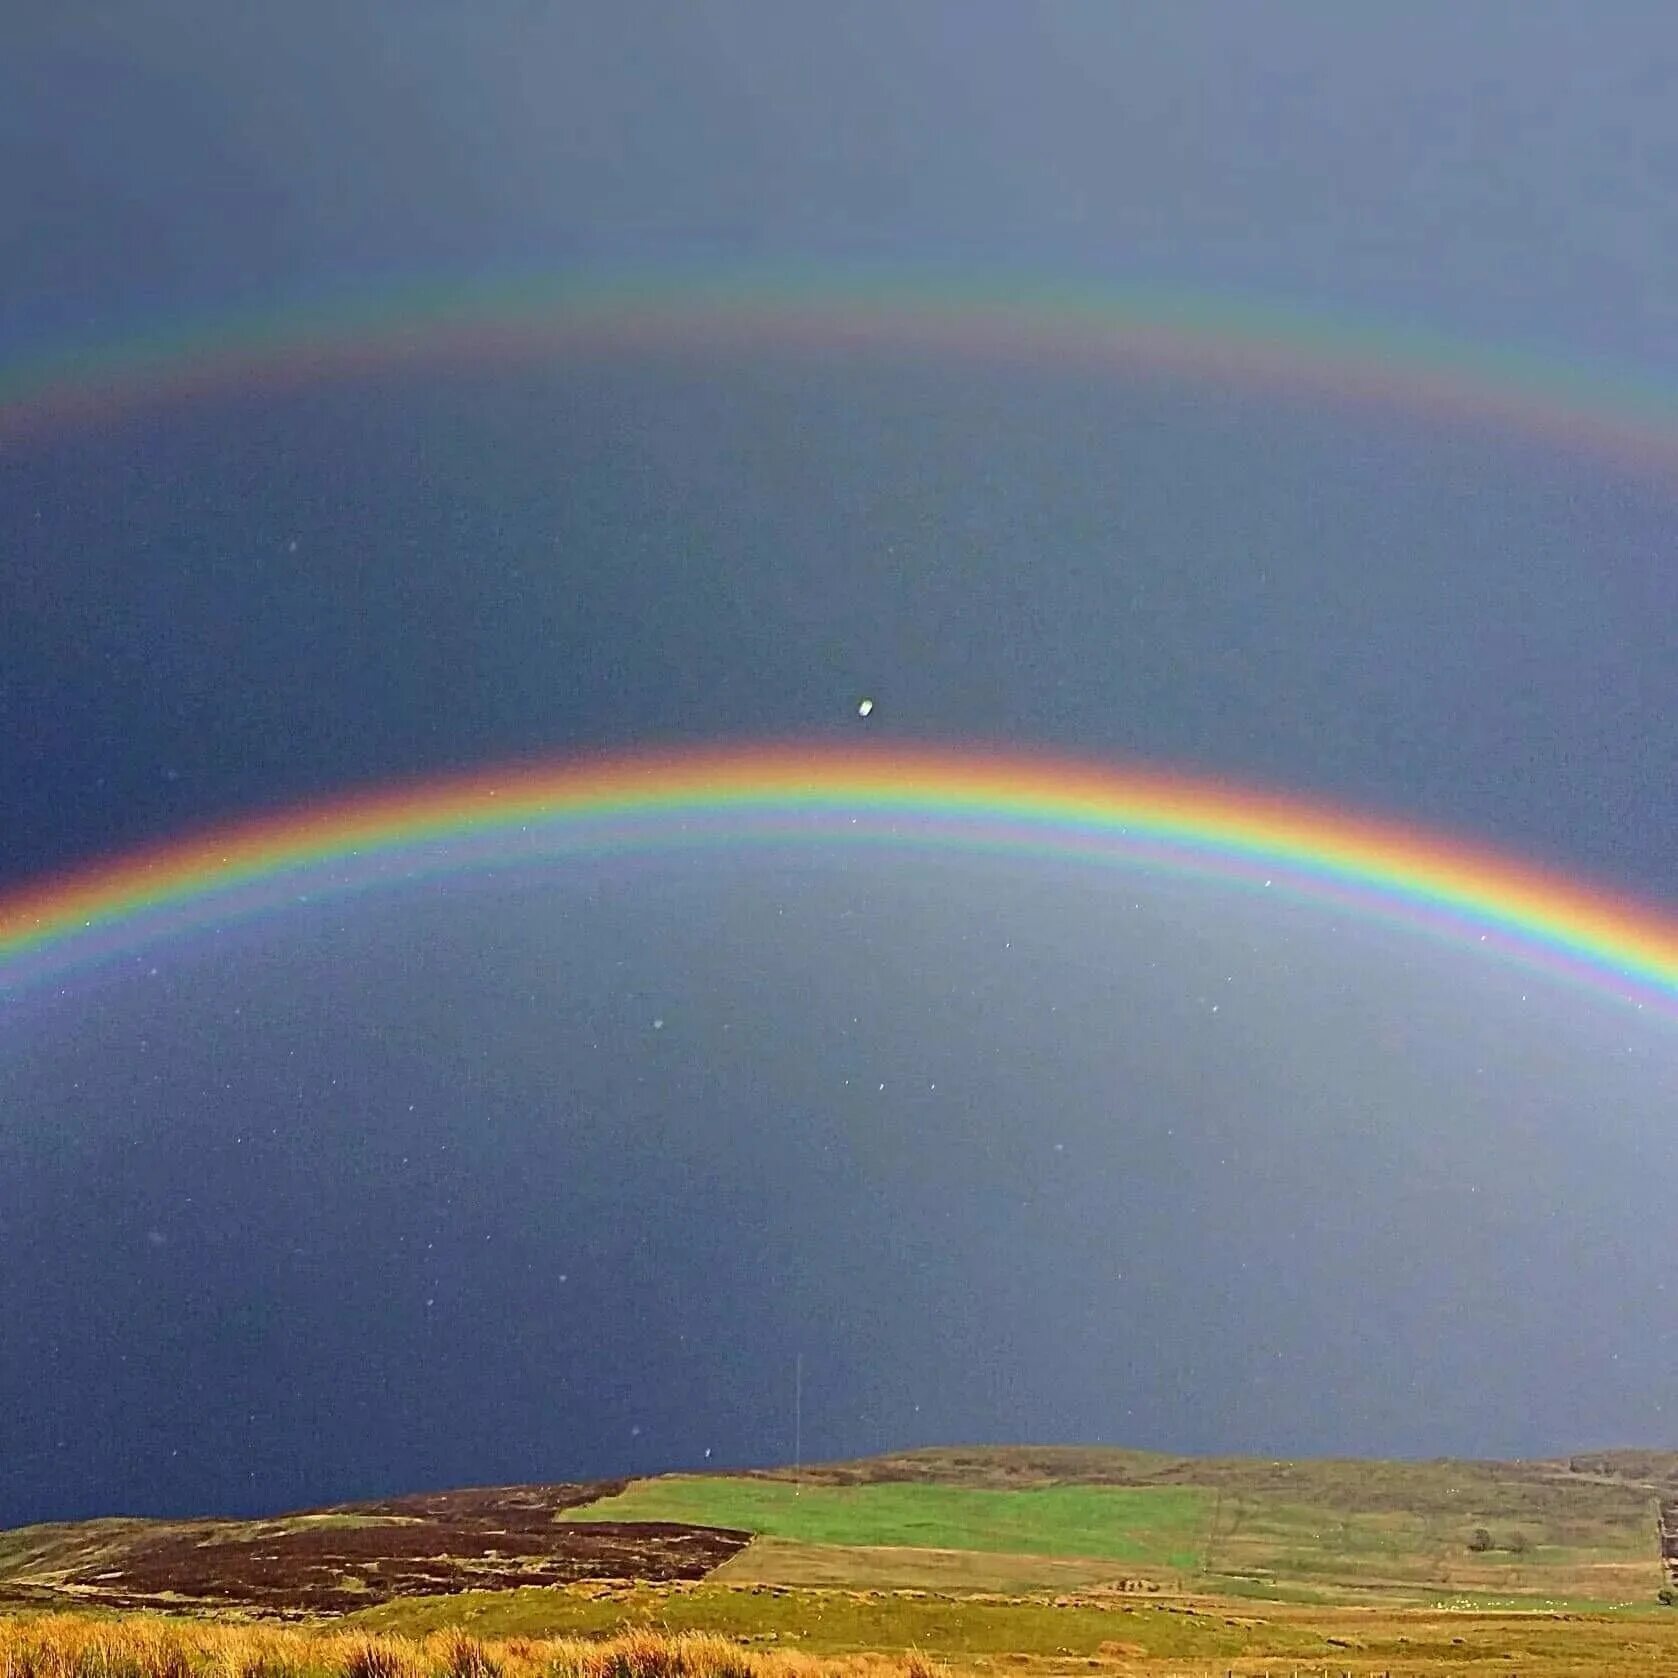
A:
[
  {"xmin": 566, "ymin": 1478, "xmax": 1209, "ymax": 1568},
  {"xmin": 2, "ymin": 1443, "xmax": 1671, "ymax": 1654},
  {"xmin": 563, "ymin": 1458, "xmax": 1667, "ymax": 1607}
]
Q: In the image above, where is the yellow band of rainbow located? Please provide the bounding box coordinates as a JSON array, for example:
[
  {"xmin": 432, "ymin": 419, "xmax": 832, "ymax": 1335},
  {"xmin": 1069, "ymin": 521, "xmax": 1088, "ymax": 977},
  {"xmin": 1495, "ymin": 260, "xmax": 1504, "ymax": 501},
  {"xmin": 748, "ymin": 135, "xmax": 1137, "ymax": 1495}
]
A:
[
  {"xmin": 4, "ymin": 270, "xmax": 1678, "ymax": 477},
  {"xmin": 2, "ymin": 745, "xmax": 1674, "ymax": 1018}
]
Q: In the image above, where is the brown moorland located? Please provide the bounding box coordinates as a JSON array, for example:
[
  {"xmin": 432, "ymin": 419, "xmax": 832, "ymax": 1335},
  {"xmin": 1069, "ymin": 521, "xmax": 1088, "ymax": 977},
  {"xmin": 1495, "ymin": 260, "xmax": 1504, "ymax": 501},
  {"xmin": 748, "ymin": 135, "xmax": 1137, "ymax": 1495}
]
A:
[{"xmin": 0, "ymin": 1485, "xmax": 749, "ymax": 1616}]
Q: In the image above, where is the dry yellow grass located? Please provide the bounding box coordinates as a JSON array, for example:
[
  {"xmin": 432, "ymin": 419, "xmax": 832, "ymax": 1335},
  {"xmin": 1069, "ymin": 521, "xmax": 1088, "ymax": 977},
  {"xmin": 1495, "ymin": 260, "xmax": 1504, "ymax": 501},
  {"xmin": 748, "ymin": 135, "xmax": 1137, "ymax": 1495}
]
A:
[
  {"xmin": 0, "ymin": 1619, "xmax": 937, "ymax": 1678},
  {"xmin": 7, "ymin": 1606, "xmax": 1678, "ymax": 1678}
]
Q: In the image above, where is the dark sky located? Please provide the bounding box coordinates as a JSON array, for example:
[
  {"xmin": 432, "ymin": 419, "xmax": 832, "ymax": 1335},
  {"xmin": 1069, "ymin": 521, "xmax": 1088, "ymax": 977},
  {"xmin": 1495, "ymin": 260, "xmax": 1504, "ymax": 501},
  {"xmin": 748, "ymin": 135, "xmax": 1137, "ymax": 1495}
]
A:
[{"xmin": 2, "ymin": 4, "xmax": 1676, "ymax": 1525}]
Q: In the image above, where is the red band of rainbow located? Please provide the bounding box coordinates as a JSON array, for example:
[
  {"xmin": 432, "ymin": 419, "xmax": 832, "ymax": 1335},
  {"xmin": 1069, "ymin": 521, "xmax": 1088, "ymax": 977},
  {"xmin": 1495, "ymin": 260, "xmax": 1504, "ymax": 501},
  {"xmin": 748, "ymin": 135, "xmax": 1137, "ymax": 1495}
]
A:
[
  {"xmin": 4, "ymin": 271, "xmax": 1678, "ymax": 478},
  {"xmin": 2, "ymin": 745, "xmax": 1674, "ymax": 1018}
]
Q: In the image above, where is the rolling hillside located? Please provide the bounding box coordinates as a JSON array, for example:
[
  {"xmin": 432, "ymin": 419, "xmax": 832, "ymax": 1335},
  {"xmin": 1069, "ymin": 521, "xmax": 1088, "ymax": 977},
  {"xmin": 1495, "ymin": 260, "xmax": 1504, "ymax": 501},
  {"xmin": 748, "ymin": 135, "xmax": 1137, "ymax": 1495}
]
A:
[
  {"xmin": 566, "ymin": 1446, "xmax": 1675, "ymax": 1607},
  {"xmin": 2, "ymin": 1445, "xmax": 1673, "ymax": 1619},
  {"xmin": 0, "ymin": 1483, "xmax": 747, "ymax": 1615}
]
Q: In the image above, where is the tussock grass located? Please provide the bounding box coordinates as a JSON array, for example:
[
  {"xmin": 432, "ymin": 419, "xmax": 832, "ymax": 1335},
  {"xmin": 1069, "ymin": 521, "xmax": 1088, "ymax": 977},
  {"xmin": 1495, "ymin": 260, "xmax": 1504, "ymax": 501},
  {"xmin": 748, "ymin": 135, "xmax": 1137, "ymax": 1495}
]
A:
[
  {"xmin": 7, "ymin": 1606, "xmax": 1678, "ymax": 1676},
  {"xmin": 0, "ymin": 1619, "xmax": 935, "ymax": 1678}
]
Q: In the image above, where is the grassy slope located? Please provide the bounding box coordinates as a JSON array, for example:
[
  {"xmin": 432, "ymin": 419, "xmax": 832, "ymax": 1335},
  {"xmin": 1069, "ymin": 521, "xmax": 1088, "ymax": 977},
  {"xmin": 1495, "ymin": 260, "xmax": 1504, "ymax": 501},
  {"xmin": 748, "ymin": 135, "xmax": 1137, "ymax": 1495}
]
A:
[
  {"xmin": 567, "ymin": 1480, "xmax": 1209, "ymax": 1569},
  {"xmin": 565, "ymin": 1455, "xmax": 1666, "ymax": 1606},
  {"xmin": 354, "ymin": 1580, "xmax": 1320, "ymax": 1664},
  {"xmin": 0, "ymin": 1513, "xmax": 407, "ymax": 1588},
  {"xmin": 8, "ymin": 1594, "xmax": 1678, "ymax": 1678},
  {"xmin": 748, "ymin": 1444, "xmax": 1673, "ymax": 1515},
  {"xmin": 711, "ymin": 1537, "xmax": 1127, "ymax": 1593},
  {"xmin": 352, "ymin": 1581, "xmax": 1678, "ymax": 1671},
  {"xmin": 3, "ymin": 1445, "xmax": 1671, "ymax": 1621}
]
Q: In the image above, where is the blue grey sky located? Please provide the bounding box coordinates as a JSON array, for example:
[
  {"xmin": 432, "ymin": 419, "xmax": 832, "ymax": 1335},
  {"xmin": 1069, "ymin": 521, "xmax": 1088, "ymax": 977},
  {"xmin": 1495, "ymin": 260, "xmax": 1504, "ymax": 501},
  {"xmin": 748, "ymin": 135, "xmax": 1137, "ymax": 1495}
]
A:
[
  {"xmin": 7, "ymin": 5, "xmax": 1678, "ymax": 368},
  {"xmin": 1, "ymin": 3, "xmax": 1675, "ymax": 1524}
]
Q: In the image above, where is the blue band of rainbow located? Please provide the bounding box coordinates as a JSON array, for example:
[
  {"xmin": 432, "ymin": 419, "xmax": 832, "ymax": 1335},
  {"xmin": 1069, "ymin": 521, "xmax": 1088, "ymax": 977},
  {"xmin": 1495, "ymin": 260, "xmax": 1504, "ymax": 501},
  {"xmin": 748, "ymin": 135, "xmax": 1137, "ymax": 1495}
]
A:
[
  {"xmin": 2, "ymin": 746, "xmax": 1674, "ymax": 1017},
  {"xmin": 4, "ymin": 271, "xmax": 1678, "ymax": 478}
]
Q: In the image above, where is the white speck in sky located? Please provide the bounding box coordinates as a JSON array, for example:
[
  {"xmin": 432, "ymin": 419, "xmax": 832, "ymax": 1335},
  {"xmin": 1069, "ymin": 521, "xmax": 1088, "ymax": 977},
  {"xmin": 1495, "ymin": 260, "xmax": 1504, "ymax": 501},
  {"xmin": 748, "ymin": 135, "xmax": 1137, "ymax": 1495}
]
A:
[
  {"xmin": 857, "ymin": 697, "xmax": 874, "ymax": 716},
  {"xmin": 653, "ymin": 1017, "xmax": 665, "ymax": 1030}
]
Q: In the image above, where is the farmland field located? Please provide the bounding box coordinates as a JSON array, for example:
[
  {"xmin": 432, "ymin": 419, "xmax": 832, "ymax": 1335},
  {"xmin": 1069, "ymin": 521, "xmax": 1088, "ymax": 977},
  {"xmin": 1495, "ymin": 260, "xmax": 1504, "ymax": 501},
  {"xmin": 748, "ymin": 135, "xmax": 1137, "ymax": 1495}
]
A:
[
  {"xmin": 563, "ymin": 1459, "xmax": 1665, "ymax": 1605},
  {"xmin": 5, "ymin": 1446, "xmax": 1675, "ymax": 1675},
  {"xmin": 565, "ymin": 1479, "xmax": 1209, "ymax": 1570}
]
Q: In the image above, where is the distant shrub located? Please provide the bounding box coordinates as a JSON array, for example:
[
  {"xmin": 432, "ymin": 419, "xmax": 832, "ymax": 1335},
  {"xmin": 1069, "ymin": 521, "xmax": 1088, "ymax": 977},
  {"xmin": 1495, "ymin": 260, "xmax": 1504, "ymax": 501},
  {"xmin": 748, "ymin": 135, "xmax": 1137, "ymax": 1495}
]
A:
[
  {"xmin": 1466, "ymin": 1527, "xmax": 1494, "ymax": 1552},
  {"xmin": 1659, "ymin": 1585, "xmax": 1677, "ymax": 1607}
]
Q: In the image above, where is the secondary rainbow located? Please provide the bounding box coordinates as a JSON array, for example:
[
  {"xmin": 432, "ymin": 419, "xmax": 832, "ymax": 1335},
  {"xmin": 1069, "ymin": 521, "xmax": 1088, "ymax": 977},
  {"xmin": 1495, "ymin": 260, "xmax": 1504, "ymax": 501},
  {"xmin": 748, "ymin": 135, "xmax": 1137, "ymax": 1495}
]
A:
[
  {"xmin": 6, "ymin": 269, "xmax": 1678, "ymax": 476},
  {"xmin": 1, "ymin": 745, "xmax": 1675, "ymax": 1017}
]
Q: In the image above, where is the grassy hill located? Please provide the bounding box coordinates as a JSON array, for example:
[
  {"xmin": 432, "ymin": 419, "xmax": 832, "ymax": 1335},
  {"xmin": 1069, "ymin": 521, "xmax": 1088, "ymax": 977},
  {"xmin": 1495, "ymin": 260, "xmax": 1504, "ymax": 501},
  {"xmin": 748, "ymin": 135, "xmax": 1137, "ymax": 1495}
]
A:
[
  {"xmin": 15, "ymin": 1601, "xmax": 1678, "ymax": 1678},
  {"xmin": 1, "ymin": 1444, "xmax": 1673, "ymax": 1627},
  {"xmin": 562, "ymin": 1447, "xmax": 1672, "ymax": 1608},
  {"xmin": 569, "ymin": 1479, "xmax": 1209, "ymax": 1568}
]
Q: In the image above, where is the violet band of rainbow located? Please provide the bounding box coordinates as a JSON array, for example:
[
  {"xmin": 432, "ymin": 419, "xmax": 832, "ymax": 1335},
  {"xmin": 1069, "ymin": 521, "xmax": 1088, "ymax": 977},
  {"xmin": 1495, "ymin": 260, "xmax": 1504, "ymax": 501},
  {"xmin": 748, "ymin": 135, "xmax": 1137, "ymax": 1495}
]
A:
[
  {"xmin": 1, "ymin": 745, "xmax": 1674, "ymax": 1018},
  {"xmin": 3, "ymin": 271, "xmax": 1678, "ymax": 476}
]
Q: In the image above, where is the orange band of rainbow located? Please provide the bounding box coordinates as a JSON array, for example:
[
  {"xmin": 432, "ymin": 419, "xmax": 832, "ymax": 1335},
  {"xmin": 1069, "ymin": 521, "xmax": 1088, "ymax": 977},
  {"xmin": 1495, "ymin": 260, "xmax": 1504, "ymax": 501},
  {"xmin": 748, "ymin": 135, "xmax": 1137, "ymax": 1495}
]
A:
[
  {"xmin": 2, "ymin": 745, "xmax": 1674, "ymax": 1018},
  {"xmin": 4, "ymin": 271, "xmax": 1678, "ymax": 478}
]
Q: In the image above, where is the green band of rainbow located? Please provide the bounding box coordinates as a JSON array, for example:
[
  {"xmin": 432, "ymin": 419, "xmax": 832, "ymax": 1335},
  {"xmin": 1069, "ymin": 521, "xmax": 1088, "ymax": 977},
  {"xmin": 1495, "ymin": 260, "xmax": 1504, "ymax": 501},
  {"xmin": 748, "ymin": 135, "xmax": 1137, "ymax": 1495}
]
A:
[
  {"xmin": 2, "ymin": 745, "xmax": 1674, "ymax": 1018},
  {"xmin": 5, "ymin": 269, "xmax": 1678, "ymax": 475}
]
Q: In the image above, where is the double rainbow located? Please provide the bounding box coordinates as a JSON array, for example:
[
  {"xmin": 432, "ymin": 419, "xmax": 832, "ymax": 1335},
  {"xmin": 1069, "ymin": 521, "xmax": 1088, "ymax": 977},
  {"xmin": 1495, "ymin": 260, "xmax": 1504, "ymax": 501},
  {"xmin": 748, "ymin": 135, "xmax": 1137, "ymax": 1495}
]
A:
[
  {"xmin": 1, "ymin": 746, "xmax": 1674, "ymax": 1018},
  {"xmin": 1, "ymin": 274, "xmax": 1673, "ymax": 1013}
]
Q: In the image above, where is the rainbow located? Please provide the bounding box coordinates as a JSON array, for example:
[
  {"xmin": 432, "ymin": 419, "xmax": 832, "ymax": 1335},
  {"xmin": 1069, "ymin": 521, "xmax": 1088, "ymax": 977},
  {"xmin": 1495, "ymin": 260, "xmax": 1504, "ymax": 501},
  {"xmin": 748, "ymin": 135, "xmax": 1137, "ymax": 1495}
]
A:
[
  {"xmin": 5, "ymin": 268, "xmax": 1678, "ymax": 475},
  {"xmin": 2, "ymin": 745, "xmax": 1675, "ymax": 1019}
]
